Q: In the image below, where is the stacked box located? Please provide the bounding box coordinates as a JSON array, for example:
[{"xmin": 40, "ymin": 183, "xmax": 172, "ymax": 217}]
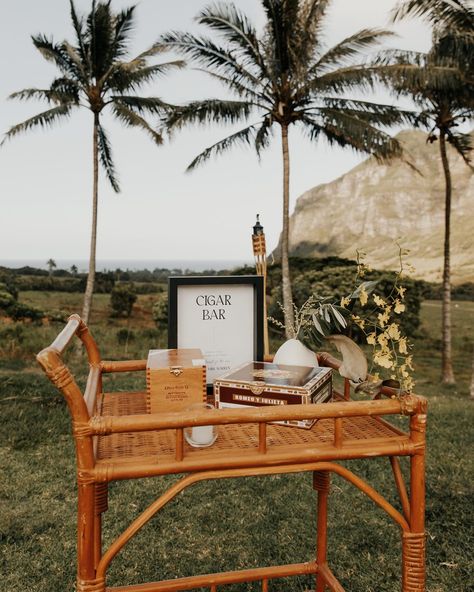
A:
[
  {"xmin": 214, "ymin": 361, "xmax": 332, "ymax": 429},
  {"xmin": 146, "ymin": 349, "xmax": 206, "ymax": 414}
]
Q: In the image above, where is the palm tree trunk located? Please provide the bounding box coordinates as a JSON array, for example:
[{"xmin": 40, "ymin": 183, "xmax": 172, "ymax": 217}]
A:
[
  {"xmin": 439, "ymin": 133, "xmax": 455, "ymax": 384},
  {"xmin": 470, "ymin": 347, "xmax": 474, "ymax": 398},
  {"xmin": 281, "ymin": 124, "xmax": 295, "ymax": 339},
  {"xmin": 82, "ymin": 113, "xmax": 99, "ymax": 325}
]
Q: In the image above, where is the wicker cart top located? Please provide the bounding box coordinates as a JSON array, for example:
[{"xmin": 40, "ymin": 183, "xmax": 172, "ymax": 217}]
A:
[{"xmin": 95, "ymin": 390, "xmax": 411, "ymax": 479}]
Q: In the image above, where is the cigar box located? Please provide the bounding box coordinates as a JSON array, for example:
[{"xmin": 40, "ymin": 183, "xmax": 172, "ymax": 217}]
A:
[
  {"xmin": 214, "ymin": 361, "xmax": 332, "ymax": 429},
  {"xmin": 146, "ymin": 349, "xmax": 207, "ymax": 414}
]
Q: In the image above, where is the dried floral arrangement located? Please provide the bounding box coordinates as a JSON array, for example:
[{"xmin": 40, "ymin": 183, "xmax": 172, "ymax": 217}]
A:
[
  {"xmin": 269, "ymin": 246, "xmax": 415, "ymax": 393},
  {"xmin": 349, "ymin": 248, "xmax": 415, "ymax": 392}
]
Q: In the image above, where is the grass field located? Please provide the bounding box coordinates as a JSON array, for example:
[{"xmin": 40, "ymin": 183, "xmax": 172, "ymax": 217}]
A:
[{"xmin": 1, "ymin": 295, "xmax": 473, "ymax": 591}]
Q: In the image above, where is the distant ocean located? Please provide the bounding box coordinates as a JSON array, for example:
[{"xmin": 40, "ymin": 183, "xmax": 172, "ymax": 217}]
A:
[{"xmin": 0, "ymin": 259, "xmax": 253, "ymax": 273}]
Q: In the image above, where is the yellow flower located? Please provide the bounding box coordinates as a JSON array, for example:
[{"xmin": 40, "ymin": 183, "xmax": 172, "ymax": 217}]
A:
[
  {"xmin": 366, "ymin": 332, "xmax": 376, "ymax": 345},
  {"xmin": 394, "ymin": 299, "xmax": 406, "ymax": 314},
  {"xmin": 402, "ymin": 375, "xmax": 415, "ymax": 392},
  {"xmin": 398, "ymin": 337, "xmax": 408, "ymax": 354},
  {"xmin": 405, "ymin": 355, "xmax": 414, "ymax": 371},
  {"xmin": 359, "ymin": 287, "xmax": 368, "ymax": 306},
  {"xmin": 387, "ymin": 323, "xmax": 401, "ymax": 340},
  {"xmin": 352, "ymin": 315, "xmax": 366, "ymax": 329},
  {"xmin": 396, "ymin": 286, "xmax": 406, "ymax": 299},
  {"xmin": 373, "ymin": 294, "xmax": 386, "ymax": 307},
  {"xmin": 340, "ymin": 296, "xmax": 351, "ymax": 308},
  {"xmin": 377, "ymin": 333, "xmax": 389, "ymax": 347},
  {"xmin": 399, "ymin": 364, "xmax": 409, "ymax": 378},
  {"xmin": 377, "ymin": 310, "xmax": 390, "ymax": 327},
  {"xmin": 374, "ymin": 351, "xmax": 394, "ymax": 369}
]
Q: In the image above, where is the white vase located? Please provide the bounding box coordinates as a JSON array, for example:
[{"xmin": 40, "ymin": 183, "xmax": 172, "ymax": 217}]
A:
[{"xmin": 273, "ymin": 338, "xmax": 318, "ymax": 368}]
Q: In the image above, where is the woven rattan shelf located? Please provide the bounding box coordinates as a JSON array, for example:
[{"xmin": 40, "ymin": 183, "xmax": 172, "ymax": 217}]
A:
[
  {"xmin": 97, "ymin": 390, "xmax": 407, "ymax": 469},
  {"xmin": 37, "ymin": 315, "xmax": 428, "ymax": 592}
]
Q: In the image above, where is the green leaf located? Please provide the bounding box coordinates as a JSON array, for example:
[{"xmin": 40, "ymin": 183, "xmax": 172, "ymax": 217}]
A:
[
  {"xmin": 330, "ymin": 305, "xmax": 348, "ymax": 329},
  {"xmin": 350, "ymin": 281, "xmax": 379, "ymax": 299}
]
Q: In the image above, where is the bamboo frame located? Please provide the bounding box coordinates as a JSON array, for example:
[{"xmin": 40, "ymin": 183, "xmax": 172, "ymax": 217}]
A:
[{"xmin": 36, "ymin": 315, "xmax": 428, "ymax": 592}]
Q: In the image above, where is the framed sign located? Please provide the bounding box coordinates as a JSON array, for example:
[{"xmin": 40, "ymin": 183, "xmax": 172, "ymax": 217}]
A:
[{"xmin": 168, "ymin": 276, "xmax": 264, "ymax": 386}]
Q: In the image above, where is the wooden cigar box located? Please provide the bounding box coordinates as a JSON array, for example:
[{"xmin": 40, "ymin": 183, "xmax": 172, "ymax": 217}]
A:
[
  {"xmin": 146, "ymin": 349, "xmax": 207, "ymax": 414},
  {"xmin": 214, "ymin": 361, "xmax": 332, "ymax": 428}
]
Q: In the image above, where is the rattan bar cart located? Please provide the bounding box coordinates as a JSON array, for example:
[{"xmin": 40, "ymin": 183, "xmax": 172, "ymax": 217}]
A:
[{"xmin": 37, "ymin": 314, "xmax": 427, "ymax": 592}]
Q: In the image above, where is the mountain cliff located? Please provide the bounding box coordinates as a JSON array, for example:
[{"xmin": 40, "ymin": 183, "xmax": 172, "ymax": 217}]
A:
[{"xmin": 283, "ymin": 130, "xmax": 474, "ymax": 283}]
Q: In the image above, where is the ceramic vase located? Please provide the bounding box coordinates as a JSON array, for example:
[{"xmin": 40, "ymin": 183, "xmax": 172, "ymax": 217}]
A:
[{"xmin": 273, "ymin": 338, "xmax": 318, "ymax": 367}]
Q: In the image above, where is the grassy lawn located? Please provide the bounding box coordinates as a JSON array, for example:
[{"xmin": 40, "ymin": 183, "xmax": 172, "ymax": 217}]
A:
[{"xmin": 1, "ymin": 297, "xmax": 473, "ymax": 591}]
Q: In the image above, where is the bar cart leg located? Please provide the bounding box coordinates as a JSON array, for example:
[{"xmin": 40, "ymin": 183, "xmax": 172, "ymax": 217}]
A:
[
  {"xmin": 93, "ymin": 483, "xmax": 108, "ymax": 569},
  {"xmin": 402, "ymin": 413, "xmax": 427, "ymax": 592},
  {"xmin": 313, "ymin": 470, "xmax": 330, "ymax": 592},
  {"xmin": 76, "ymin": 481, "xmax": 105, "ymax": 592}
]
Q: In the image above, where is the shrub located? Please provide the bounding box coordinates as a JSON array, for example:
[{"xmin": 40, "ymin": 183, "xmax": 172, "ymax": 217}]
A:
[
  {"xmin": 6, "ymin": 302, "xmax": 44, "ymax": 321},
  {"xmin": 0, "ymin": 282, "xmax": 44, "ymax": 321},
  {"xmin": 152, "ymin": 292, "xmax": 168, "ymax": 330},
  {"xmin": 110, "ymin": 283, "xmax": 137, "ymax": 318},
  {"xmin": 116, "ymin": 328, "xmax": 135, "ymax": 345},
  {"xmin": 0, "ymin": 285, "xmax": 16, "ymax": 308}
]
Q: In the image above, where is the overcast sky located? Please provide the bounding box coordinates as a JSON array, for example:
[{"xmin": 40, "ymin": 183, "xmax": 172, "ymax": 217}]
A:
[{"xmin": 0, "ymin": 0, "xmax": 431, "ymax": 268}]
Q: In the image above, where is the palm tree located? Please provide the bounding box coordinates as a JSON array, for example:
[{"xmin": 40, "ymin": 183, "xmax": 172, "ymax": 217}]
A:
[
  {"xmin": 157, "ymin": 0, "xmax": 417, "ymax": 338},
  {"xmin": 389, "ymin": 0, "xmax": 474, "ymax": 383},
  {"xmin": 3, "ymin": 0, "xmax": 183, "ymax": 324},
  {"xmin": 46, "ymin": 258, "xmax": 57, "ymax": 277}
]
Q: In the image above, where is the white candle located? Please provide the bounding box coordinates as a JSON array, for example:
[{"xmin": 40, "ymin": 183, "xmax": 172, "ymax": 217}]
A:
[{"xmin": 191, "ymin": 425, "xmax": 214, "ymax": 445}]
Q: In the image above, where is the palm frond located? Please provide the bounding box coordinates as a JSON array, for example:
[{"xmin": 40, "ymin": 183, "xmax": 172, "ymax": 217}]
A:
[
  {"xmin": 2, "ymin": 105, "xmax": 74, "ymax": 144},
  {"xmin": 196, "ymin": 69, "xmax": 272, "ymax": 107},
  {"xmin": 434, "ymin": 31, "xmax": 474, "ymax": 78},
  {"xmin": 318, "ymin": 98, "xmax": 419, "ymax": 127},
  {"xmin": 197, "ymin": 2, "xmax": 269, "ymax": 78},
  {"xmin": 97, "ymin": 123, "xmax": 120, "ymax": 192},
  {"xmin": 111, "ymin": 5, "xmax": 136, "ymax": 60},
  {"xmin": 254, "ymin": 116, "xmax": 273, "ymax": 157},
  {"xmin": 299, "ymin": 115, "xmax": 323, "ymax": 142},
  {"xmin": 32, "ymin": 35, "xmax": 84, "ymax": 81},
  {"xmin": 316, "ymin": 109, "xmax": 402, "ymax": 160},
  {"xmin": 307, "ymin": 64, "xmax": 379, "ymax": 94},
  {"xmin": 164, "ymin": 99, "xmax": 255, "ymax": 132},
  {"xmin": 9, "ymin": 88, "xmax": 54, "ymax": 102},
  {"xmin": 9, "ymin": 79, "xmax": 80, "ymax": 105},
  {"xmin": 63, "ymin": 41, "xmax": 88, "ymax": 85},
  {"xmin": 298, "ymin": 0, "xmax": 331, "ymax": 59},
  {"xmin": 88, "ymin": 1, "xmax": 115, "ymax": 79},
  {"xmin": 110, "ymin": 95, "xmax": 172, "ymax": 114},
  {"xmin": 310, "ymin": 28, "xmax": 395, "ymax": 75},
  {"xmin": 156, "ymin": 31, "xmax": 262, "ymax": 89},
  {"xmin": 106, "ymin": 61, "xmax": 185, "ymax": 92},
  {"xmin": 49, "ymin": 77, "xmax": 81, "ymax": 100},
  {"xmin": 392, "ymin": 0, "xmax": 474, "ymax": 31},
  {"xmin": 373, "ymin": 48, "xmax": 427, "ymax": 67},
  {"xmin": 375, "ymin": 63, "xmax": 466, "ymax": 102},
  {"xmin": 186, "ymin": 123, "xmax": 258, "ymax": 170},
  {"xmin": 69, "ymin": 0, "xmax": 87, "ymax": 65},
  {"xmin": 112, "ymin": 101, "xmax": 163, "ymax": 145},
  {"xmin": 261, "ymin": 0, "xmax": 300, "ymax": 77},
  {"xmin": 447, "ymin": 130, "xmax": 473, "ymax": 167}
]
